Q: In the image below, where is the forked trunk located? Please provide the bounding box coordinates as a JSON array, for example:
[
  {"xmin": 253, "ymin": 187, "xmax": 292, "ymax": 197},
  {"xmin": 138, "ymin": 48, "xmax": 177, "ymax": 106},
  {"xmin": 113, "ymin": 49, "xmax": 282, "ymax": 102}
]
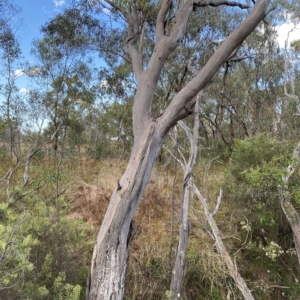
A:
[
  {"xmin": 86, "ymin": 1, "xmax": 271, "ymax": 298},
  {"xmin": 86, "ymin": 122, "xmax": 163, "ymax": 300}
]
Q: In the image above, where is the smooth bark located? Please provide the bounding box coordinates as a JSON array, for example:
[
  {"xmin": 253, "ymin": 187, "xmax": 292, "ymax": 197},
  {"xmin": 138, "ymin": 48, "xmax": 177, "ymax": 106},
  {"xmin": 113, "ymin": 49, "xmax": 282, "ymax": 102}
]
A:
[{"xmin": 87, "ymin": 1, "xmax": 271, "ymax": 299}]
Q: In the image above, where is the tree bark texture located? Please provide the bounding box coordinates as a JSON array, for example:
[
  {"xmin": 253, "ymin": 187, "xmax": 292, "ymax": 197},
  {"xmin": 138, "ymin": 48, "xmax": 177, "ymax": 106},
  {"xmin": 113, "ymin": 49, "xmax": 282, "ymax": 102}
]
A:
[
  {"xmin": 87, "ymin": 1, "xmax": 271, "ymax": 299},
  {"xmin": 87, "ymin": 123, "xmax": 164, "ymax": 299}
]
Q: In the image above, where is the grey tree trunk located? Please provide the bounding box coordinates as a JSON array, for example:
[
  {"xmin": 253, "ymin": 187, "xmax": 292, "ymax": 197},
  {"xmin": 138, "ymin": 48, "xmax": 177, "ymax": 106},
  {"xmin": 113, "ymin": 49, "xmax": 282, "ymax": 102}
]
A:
[
  {"xmin": 169, "ymin": 92, "xmax": 254, "ymax": 300},
  {"xmin": 87, "ymin": 124, "xmax": 164, "ymax": 299},
  {"xmin": 170, "ymin": 93, "xmax": 201, "ymax": 299},
  {"xmin": 86, "ymin": 1, "xmax": 272, "ymax": 299}
]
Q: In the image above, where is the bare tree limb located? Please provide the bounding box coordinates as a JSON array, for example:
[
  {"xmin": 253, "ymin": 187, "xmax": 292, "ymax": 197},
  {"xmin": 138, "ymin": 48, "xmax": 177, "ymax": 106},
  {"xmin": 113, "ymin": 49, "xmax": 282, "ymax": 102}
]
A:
[
  {"xmin": 193, "ymin": 185, "xmax": 255, "ymax": 299},
  {"xmin": 194, "ymin": 0, "xmax": 250, "ymax": 9},
  {"xmin": 47, "ymin": 181, "xmax": 76, "ymax": 203},
  {"xmin": 0, "ymin": 168, "xmax": 12, "ymax": 183},
  {"xmin": 159, "ymin": 0, "xmax": 271, "ymax": 133},
  {"xmin": 5, "ymin": 124, "xmax": 62, "ymax": 201},
  {"xmin": 167, "ymin": 94, "xmax": 254, "ymax": 299},
  {"xmin": 211, "ymin": 189, "xmax": 223, "ymax": 217},
  {"xmin": 170, "ymin": 92, "xmax": 202, "ymax": 299}
]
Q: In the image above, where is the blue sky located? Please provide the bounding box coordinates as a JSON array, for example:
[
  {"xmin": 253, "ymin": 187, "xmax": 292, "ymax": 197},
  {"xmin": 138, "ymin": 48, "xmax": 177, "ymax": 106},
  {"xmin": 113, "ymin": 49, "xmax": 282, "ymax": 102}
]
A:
[
  {"xmin": 10, "ymin": 0, "xmax": 82, "ymax": 94},
  {"xmin": 15, "ymin": 0, "xmax": 67, "ymax": 59},
  {"xmin": 5, "ymin": 0, "xmax": 300, "ymax": 96},
  {"xmin": 0, "ymin": 0, "xmax": 69, "ymax": 100}
]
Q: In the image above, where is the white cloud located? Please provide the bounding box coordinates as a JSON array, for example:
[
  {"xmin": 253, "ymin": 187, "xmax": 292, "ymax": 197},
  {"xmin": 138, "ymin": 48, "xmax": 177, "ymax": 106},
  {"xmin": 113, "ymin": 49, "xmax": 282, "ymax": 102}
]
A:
[
  {"xmin": 103, "ymin": 7, "xmax": 111, "ymax": 15},
  {"xmin": 100, "ymin": 80, "xmax": 108, "ymax": 88},
  {"xmin": 53, "ymin": 0, "xmax": 65, "ymax": 7},
  {"xmin": 15, "ymin": 69, "xmax": 26, "ymax": 78},
  {"xmin": 19, "ymin": 88, "xmax": 29, "ymax": 94},
  {"xmin": 276, "ymin": 22, "xmax": 300, "ymax": 48},
  {"xmin": 15, "ymin": 67, "xmax": 41, "ymax": 78}
]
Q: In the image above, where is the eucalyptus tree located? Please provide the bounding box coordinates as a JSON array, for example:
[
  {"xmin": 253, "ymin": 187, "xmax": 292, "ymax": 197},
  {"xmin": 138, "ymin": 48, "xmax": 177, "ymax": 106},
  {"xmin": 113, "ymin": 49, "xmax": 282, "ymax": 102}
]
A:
[
  {"xmin": 74, "ymin": 1, "xmax": 276, "ymax": 299},
  {"xmin": 30, "ymin": 9, "xmax": 97, "ymax": 152},
  {"xmin": 0, "ymin": 0, "xmax": 23, "ymax": 158}
]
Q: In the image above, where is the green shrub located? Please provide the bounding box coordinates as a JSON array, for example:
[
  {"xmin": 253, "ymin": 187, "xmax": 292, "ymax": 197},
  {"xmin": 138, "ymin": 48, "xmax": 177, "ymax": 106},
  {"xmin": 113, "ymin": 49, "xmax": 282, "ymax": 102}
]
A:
[
  {"xmin": 225, "ymin": 134, "xmax": 300, "ymax": 299},
  {"xmin": 0, "ymin": 197, "xmax": 94, "ymax": 300}
]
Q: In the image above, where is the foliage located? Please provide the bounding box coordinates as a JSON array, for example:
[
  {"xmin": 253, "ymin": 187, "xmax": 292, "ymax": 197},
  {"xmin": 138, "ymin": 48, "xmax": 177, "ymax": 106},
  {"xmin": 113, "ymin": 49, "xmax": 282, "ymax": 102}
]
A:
[
  {"xmin": 0, "ymin": 156, "xmax": 94, "ymax": 300},
  {"xmin": 0, "ymin": 207, "xmax": 36, "ymax": 291},
  {"xmin": 225, "ymin": 134, "xmax": 300, "ymax": 299}
]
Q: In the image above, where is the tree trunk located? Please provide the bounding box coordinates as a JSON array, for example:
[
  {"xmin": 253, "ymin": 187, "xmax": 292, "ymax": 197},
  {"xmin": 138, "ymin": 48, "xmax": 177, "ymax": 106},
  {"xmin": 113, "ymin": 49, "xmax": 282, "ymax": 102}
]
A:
[
  {"xmin": 169, "ymin": 165, "xmax": 193, "ymax": 300},
  {"xmin": 170, "ymin": 94, "xmax": 201, "ymax": 299},
  {"xmin": 86, "ymin": 1, "xmax": 272, "ymax": 298},
  {"xmin": 86, "ymin": 122, "xmax": 164, "ymax": 300}
]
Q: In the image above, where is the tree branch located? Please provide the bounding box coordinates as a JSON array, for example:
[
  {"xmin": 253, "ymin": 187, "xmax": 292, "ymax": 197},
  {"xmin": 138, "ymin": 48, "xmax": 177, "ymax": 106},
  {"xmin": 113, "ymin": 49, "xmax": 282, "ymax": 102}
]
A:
[
  {"xmin": 158, "ymin": 0, "xmax": 271, "ymax": 135},
  {"xmin": 194, "ymin": 0, "xmax": 250, "ymax": 9},
  {"xmin": 156, "ymin": 0, "xmax": 172, "ymax": 41}
]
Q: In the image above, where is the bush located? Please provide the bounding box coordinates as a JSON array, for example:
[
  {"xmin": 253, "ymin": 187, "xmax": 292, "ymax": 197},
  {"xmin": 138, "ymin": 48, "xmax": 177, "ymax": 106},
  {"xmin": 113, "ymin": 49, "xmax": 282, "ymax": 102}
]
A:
[
  {"xmin": 224, "ymin": 134, "xmax": 300, "ymax": 299},
  {"xmin": 0, "ymin": 197, "xmax": 93, "ymax": 300}
]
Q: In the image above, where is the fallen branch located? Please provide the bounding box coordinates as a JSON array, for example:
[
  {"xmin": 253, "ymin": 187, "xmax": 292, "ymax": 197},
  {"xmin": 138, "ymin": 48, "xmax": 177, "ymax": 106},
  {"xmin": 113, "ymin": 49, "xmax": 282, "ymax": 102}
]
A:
[{"xmin": 193, "ymin": 185, "xmax": 255, "ymax": 300}]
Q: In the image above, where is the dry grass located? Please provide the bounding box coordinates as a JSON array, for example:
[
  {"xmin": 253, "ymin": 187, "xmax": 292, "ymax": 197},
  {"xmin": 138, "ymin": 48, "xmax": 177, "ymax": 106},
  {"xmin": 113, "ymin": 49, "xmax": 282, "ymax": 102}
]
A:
[
  {"xmin": 1, "ymin": 149, "xmax": 294, "ymax": 299},
  {"xmin": 64, "ymin": 155, "xmax": 267, "ymax": 299},
  {"xmin": 67, "ymin": 161, "xmax": 183, "ymax": 299},
  {"xmin": 0, "ymin": 151, "xmax": 244, "ymax": 299},
  {"xmin": 67, "ymin": 159, "xmax": 125, "ymax": 227},
  {"xmin": 66, "ymin": 157, "xmax": 238, "ymax": 299}
]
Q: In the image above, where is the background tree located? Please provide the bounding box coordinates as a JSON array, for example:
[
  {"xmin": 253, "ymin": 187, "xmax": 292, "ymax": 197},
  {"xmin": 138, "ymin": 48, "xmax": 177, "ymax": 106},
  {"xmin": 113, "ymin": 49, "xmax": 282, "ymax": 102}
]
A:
[
  {"xmin": 0, "ymin": 0, "xmax": 23, "ymax": 159},
  {"xmin": 30, "ymin": 9, "xmax": 98, "ymax": 154}
]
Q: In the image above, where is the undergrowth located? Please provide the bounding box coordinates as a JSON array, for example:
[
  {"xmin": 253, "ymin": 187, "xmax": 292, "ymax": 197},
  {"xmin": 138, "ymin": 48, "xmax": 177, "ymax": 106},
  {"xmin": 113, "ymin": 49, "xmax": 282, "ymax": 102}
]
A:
[{"xmin": 1, "ymin": 135, "xmax": 300, "ymax": 299}]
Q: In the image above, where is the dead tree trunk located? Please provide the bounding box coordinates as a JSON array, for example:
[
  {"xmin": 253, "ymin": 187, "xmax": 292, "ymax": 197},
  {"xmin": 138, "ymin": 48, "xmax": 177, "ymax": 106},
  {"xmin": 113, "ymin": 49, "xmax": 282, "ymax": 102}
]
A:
[
  {"xmin": 167, "ymin": 92, "xmax": 253, "ymax": 299},
  {"xmin": 170, "ymin": 93, "xmax": 201, "ymax": 299},
  {"xmin": 86, "ymin": 1, "xmax": 272, "ymax": 299}
]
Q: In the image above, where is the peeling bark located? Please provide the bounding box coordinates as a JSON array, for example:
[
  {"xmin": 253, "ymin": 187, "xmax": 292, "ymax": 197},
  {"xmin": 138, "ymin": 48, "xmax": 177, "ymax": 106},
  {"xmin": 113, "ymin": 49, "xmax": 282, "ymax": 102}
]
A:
[{"xmin": 87, "ymin": 124, "xmax": 164, "ymax": 300}]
